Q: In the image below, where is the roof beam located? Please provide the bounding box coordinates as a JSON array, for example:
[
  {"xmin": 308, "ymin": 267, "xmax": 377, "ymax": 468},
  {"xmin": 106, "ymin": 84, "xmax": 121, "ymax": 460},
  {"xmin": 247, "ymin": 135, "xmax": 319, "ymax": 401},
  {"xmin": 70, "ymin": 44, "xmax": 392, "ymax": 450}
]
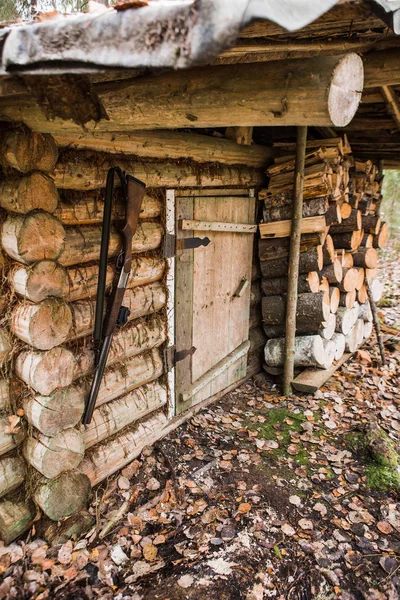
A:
[{"xmin": 380, "ymin": 85, "xmax": 400, "ymax": 132}]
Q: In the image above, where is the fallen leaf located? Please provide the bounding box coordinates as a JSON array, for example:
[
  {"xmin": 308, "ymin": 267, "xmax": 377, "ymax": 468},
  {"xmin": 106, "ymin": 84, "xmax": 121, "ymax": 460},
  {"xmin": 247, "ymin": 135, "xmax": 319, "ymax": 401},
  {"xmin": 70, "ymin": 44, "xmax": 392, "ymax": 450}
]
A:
[
  {"xmin": 281, "ymin": 523, "xmax": 296, "ymax": 536},
  {"xmin": 377, "ymin": 521, "xmax": 393, "ymax": 535},
  {"xmin": 289, "ymin": 495, "xmax": 301, "ymax": 507},
  {"xmin": 238, "ymin": 503, "xmax": 251, "ymax": 514},
  {"xmin": 298, "ymin": 518, "xmax": 313, "ymax": 531},
  {"xmin": 177, "ymin": 574, "xmax": 194, "ymax": 588}
]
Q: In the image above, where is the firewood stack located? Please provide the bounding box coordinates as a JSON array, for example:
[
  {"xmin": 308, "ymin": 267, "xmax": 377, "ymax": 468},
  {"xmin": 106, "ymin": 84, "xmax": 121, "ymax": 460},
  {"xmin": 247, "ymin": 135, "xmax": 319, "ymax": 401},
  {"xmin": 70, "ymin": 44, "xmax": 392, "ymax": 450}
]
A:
[{"xmin": 259, "ymin": 137, "xmax": 387, "ymax": 373}]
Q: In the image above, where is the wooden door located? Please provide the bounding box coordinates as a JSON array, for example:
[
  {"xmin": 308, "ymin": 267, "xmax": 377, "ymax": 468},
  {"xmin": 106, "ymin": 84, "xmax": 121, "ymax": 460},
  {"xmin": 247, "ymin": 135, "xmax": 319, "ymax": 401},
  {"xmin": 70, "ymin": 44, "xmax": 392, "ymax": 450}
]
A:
[{"xmin": 175, "ymin": 189, "xmax": 256, "ymax": 414}]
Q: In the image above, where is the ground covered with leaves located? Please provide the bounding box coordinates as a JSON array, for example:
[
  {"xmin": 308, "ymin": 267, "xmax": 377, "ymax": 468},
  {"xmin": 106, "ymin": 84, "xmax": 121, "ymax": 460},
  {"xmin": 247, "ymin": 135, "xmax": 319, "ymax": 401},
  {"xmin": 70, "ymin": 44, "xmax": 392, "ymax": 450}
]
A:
[{"xmin": 1, "ymin": 238, "xmax": 400, "ymax": 600}]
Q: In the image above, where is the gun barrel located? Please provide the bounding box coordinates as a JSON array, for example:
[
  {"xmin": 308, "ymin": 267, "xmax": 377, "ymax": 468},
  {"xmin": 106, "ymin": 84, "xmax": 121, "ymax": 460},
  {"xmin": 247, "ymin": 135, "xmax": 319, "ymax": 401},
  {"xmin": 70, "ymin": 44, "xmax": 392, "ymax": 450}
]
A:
[{"xmin": 82, "ymin": 334, "xmax": 113, "ymax": 425}]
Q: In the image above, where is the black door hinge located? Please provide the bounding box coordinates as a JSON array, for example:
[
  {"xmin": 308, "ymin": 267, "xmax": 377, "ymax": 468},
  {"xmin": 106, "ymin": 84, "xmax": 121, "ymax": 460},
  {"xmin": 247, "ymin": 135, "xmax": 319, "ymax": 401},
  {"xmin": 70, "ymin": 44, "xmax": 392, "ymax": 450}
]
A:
[
  {"xmin": 163, "ymin": 345, "xmax": 196, "ymax": 371},
  {"xmin": 164, "ymin": 234, "xmax": 211, "ymax": 258}
]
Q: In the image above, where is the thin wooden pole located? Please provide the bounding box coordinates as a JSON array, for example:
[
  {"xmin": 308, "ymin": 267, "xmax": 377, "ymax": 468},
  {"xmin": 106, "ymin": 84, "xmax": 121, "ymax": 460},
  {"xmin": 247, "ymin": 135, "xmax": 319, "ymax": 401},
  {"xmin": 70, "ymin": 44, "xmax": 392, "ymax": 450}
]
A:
[
  {"xmin": 365, "ymin": 279, "xmax": 386, "ymax": 365},
  {"xmin": 283, "ymin": 126, "xmax": 308, "ymax": 396}
]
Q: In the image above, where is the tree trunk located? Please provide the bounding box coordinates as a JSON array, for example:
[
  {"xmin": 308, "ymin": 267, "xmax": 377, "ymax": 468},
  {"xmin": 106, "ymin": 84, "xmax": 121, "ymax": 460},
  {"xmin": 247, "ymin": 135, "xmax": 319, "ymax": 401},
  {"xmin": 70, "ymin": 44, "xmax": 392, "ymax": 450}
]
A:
[
  {"xmin": 24, "ymin": 428, "xmax": 85, "ymax": 479},
  {"xmin": 54, "ymin": 129, "xmax": 273, "ymax": 168},
  {"xmin": 53, "ymin": 154, "xmax": 264, "ymax": 190},
  {"xmin": 260, "ymin": 246, "xmax": 323, "ymax": 278},
  {"xmin": 265, "ymin": 335, "xmax": 327, "ymax": 368},
  {"xmin": 357, "ymin": 284, "xmax": 368, "ymax": 304},
  {"xmin": 4, "ymin": 54, "xmax": 364, "ymax": 131},
  {"xmin": 0, "ymin": 129, "xmax": 58, "ymax": 173},
  {"xmin": 34, "ymin": 472, "xmax": 91, "ymax": 521},
  {"xmin": 0, "ymin": 456, "xmax": 25, "ymax": 499},
  {"xmin": 79, "ymin": 411, "xmax": 168, "ymax": 486},
  {"xmin": 54, "ymin": 191, "xmax": 162, "ymax": 225},
  {"xmin": 82, "ymin": 381, "xmax": 167, "ymax": 449},
  {"xmin": 2, "ymin": 213, "xmax": 162, "ymax": 266},
  {"xmin": 0, "ymin": 173, "xmax": 58, "ymax": 214},
  {"xmin": 11, "ymin": 255, "xmax": 165, "ymax": 303}
]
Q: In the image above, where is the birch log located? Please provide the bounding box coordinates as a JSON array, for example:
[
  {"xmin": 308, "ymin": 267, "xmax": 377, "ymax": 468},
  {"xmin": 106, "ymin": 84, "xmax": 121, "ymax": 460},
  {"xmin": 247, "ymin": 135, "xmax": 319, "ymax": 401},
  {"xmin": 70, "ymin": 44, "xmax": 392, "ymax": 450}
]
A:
[
  {"xmin": 11, "ymin": 255, "xmax": 165, "ymax": 302},
  {"xmin": 0, "ymin": 501, "xmax": 35, "ymax": 545},
  {"xmin": 335, "ymin": 306, "xmax": 358, "ymax": 335},
  {"xmin": 319, "ymin": 313, "xmax": 336, "ymax": 340},
  {"xmin": 0, "ymin": 456, "xmax": 25, "ymax": 498},
  {"xmin": 24, "ymin": 428, "xmax": 85, "ymax": 479},
  {"xmin": 1, "ymin": 213, "xmax": 162, "ymax": 265},
  {"xmin": 34, "ymin": 472, "xmax": 91, "ymax": 521},
  {"xmin": 0, "ymin": 173, "xmax": 59, "ymax": 214},
  {"xmin": 265, "ymin": 335, "xmax": 327, "ymax": 368},
  {"xmin": 54, "ymin": 191, "xmax": 162, "ymax": 224},
  {"xmin": 80, "ymin": 411, "xmax": 168, "ymax": 486},
  {"xmin": 82, "ymin": 381, "xmax": 167, "ymax": 449},
  {"xmin": 0, "ymin": 129, "xmax": 58, "ymax": 173},
  {"xmin": 321, "ymin": 339, "xmax": 336, "ymax": 369}
]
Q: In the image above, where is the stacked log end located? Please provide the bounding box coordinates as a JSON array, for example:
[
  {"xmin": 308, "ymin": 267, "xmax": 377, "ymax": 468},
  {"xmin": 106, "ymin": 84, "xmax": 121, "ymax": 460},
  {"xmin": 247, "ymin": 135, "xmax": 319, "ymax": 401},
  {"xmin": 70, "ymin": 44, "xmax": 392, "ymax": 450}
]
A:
[
  {"xmin": 0, "ymin": 128, "xmax": 169, "ymax": 543},
  {"xmin": 259, "ymin": 137, "xmax": 386, "ymax": 374}
]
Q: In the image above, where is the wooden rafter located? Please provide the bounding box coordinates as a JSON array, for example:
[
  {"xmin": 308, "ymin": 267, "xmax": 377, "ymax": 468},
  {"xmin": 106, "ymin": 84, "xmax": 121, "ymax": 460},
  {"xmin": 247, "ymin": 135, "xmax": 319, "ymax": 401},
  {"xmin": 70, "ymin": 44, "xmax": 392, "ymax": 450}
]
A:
[{"xmin": 380, "ymin": 85, "xmax": 400, "ymax": 132}]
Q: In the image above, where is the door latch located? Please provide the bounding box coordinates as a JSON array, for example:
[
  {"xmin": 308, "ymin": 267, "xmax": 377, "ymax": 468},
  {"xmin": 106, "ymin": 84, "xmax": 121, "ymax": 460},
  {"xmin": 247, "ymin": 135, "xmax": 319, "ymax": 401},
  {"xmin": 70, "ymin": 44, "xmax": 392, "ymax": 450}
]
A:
[
  {"xmin": 163, "ymin": 345, "xmax": 196, "ymax": 371},
  {"xmin": 164, "ymin": 234, "xmax": 211, "ymax": 258}
]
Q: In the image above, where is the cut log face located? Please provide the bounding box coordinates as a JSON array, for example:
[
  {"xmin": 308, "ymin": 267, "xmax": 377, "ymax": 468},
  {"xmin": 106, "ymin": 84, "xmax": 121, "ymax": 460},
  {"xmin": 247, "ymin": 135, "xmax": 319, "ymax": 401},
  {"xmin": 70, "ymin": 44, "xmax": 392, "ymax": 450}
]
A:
[
  {"xmin": 80, "ymin": 411, "xmax": 168, "ymax": 487},
  {"xmin": 319, "ymin": 313, "xmax": 336, "ymax": 341},
  {"xmin": 328, "ymin": 54, "xmax": 363, "ymax": 126},
  {"xmin": 335, "ymin": 306, "xmax": 358, "ymax": 335},
  {"xmin": 11, "ymin": 300, "xmax": 72, "ymax": 350},
  {"xmin": 357, "ymin": 284, "xmax": 368, "ymax": 304},
  {"xmin": 321, "ymin": 338, "xmax": 336, "ymax": 369},
  {"xmin": 339, "ymin": 268, "xmax": 359, "ymax": 293},
  {"xmin": 15, "ymin": 347, "xmax": 77, "ymax": 396},
  {"xmin": 264, "ymin": 335, "xmax": 326, "ymax": 369},
  {"xmin": 0, "ymin": 456, "xmax": 25, "ymax": 499},
  {"xmin": 23, "ymin": 428, "xmax": 85, "ymax": 479},
  {"xmin": 359, "ymin": 301, "xmax": 373, "ymax": 322},
  {"xmin": 345, "ymin": 325, "xmax": 359, "ymax": 353},
  {"xmin": 373, "ymin": 222, "xmax": 388, "ymax": 249},
  {"xmin": 81, "ymin": 381, "xmax": 167, "ymax": 449},
  {"xmin": 330, "ymin": 287, "xmax": 340, "ymax": 314},
  {"xmin": 340, "ymin": 290, "xmax": 356, "ymax": 309},
  {"xmin": 0, "ymin": 130, "xmax": 58, "ymax": 173},
  {"xmin": 24, "ymin": 387, "xmax": 85, "ymax": 436},
  {"xmin": 363, "ymin": 320, "xmax": 373, "ymax": 340},
  {"xmin": 0, "ymin": 173, "xmax": 59, "ymax": 214},
  {"xmin": 0, "ymin": 501, "xmax": 35, "ymax": 545},
  {"xmin": 332, "ymin": 332, "xmax": 346, "ymax": 361},
  {"xmin": 370, "ymin": 279, "xmax": 383, "ymax": 303},
  {"xmin": 11, "ymin": 260, "xmax": 67, "ymax": 303},
  {"xmin": 34, "ymin": 472, "xmax": 91, "ymax": 521}
]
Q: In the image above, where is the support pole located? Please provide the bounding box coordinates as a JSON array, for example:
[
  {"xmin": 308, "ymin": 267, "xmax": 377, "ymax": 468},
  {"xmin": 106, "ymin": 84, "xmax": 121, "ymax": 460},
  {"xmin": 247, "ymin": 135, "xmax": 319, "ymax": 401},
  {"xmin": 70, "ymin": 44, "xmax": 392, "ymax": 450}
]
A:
[{"xmin": 283, "ymin": 126, "xmax": 308, "ymax": 396}]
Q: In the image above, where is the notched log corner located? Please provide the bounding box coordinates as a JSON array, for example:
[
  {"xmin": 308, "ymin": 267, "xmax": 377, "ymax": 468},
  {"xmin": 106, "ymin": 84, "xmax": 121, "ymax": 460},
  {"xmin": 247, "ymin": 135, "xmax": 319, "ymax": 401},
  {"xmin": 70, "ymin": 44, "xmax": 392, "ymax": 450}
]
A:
[{"xmin": 22, "ymin": 74, "xmax": 109, "ymax": 126}]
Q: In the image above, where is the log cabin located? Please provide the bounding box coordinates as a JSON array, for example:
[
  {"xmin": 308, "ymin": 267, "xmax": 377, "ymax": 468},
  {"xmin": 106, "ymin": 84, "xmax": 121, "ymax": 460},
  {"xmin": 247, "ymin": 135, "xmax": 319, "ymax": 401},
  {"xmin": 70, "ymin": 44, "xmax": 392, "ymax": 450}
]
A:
[{"xmin": 0, "ymin": 0, "xmax": 399, "ymax": 543}]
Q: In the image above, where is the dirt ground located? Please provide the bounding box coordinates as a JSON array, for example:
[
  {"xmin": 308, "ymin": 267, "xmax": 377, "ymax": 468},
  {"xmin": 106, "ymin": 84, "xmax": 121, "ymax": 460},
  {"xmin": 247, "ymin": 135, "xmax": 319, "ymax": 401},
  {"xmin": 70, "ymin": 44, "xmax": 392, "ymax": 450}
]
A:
[{"xmin": 1, "ymin": 236, "xmax": 400, "ymax": 600}]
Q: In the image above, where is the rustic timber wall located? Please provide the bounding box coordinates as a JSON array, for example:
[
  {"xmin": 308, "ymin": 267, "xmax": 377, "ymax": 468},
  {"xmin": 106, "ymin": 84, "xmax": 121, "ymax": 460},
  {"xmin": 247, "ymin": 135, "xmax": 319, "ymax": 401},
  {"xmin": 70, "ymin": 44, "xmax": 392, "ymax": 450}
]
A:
[{"xmin": 0, "ymin": 125, "xmax": 265, "ymax": 543}]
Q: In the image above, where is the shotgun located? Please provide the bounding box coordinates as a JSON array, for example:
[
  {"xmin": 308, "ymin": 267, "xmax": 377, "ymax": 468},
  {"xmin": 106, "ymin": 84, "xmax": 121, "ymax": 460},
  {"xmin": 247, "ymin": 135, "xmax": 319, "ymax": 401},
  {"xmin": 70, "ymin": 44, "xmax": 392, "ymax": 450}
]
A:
[{"xmin": 82, "ymin": 167, "xmax": 146, "ymax": 424}]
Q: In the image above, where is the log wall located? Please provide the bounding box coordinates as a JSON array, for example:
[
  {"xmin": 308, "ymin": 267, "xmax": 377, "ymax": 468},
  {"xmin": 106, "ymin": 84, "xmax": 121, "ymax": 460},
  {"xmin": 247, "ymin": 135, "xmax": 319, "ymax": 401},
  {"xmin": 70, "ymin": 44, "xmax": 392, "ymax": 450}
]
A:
[{"xmin": 0, "ymin": 125, "xmax": 265, "ymax": 543}]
